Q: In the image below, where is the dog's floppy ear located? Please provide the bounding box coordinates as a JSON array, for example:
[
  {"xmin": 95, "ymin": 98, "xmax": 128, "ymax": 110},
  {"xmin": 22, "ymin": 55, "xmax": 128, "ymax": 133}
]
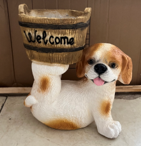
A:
[
  {"xmin": 76, "ymin": 50, "xmax": 86, "ymax": 78},
  {"xmin": 118, "ymin": 54, "xmax": 132, "ymax": 84}
]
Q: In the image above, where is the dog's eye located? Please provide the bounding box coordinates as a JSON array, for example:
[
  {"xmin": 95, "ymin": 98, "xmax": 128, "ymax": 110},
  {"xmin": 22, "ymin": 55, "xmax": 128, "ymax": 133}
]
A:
[
  {"xmin": 109, "ymin": 62, "xmax": 117, "ymax": 68},
  {"xmin": 88, "ymin": 59, "xmax": 94, "ymax": 65}
]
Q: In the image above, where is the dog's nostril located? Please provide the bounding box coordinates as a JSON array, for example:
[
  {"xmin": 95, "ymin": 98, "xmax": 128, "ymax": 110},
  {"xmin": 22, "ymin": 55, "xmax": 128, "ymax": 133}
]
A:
[{"xmin": 94, "ymin": 64, "xmax": 107, "ymax": 75}]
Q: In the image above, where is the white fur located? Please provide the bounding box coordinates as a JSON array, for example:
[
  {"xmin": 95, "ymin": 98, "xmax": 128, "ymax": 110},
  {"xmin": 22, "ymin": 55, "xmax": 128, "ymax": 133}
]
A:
[
  {"xmin": 25, "ymin": 60, "xmax": 121, "ymax": 139},
  {"xmin": 24, "ymin": 95, "xmax": 37, "ymax": 107},
  {"xmin": 86, "ymin": 62, "xmax": 119, "ymax": 82},
  {"xmin": 24, "ymin": 43, "xmax": 129, "ymax": 138}
]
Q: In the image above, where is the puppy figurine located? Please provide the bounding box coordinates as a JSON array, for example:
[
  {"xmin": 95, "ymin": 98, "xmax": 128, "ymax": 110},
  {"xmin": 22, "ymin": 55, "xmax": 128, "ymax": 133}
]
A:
[{"xmin": 24, "ymin": 43, "xmax": 132, "ymax": 139}]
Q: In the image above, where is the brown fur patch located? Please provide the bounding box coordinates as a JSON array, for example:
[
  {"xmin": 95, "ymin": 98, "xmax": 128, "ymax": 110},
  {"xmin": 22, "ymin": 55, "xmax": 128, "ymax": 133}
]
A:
[
  {"xmin": 45, "ymin": 119, "xmax": 79, "ymax": 130},
  {"xmin": 105, "ymin": 47, "xmax": 122, "ymax": 67},
  {"xmin": 100, "ymin": 100, "xmax": 111, "ymax": 116},
  {"xmin": 40, "ymin": 76, "xmax": 50, "ymax": 92},
  {"xmin": 120, "ymin": 55, "xmax": 132, "ymax": 84},
  {"xmin": 76, "ymin": 43, "xmax": 103, "ymax": 78},
  {"xmin": 105, "ymin": 45, "xmax": 132, "ymax": 84}
]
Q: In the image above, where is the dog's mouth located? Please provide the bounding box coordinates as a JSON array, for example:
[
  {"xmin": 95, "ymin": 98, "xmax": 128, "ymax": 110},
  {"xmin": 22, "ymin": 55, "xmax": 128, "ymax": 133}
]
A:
[{"xmin": 91, "ymin": 77, "xmax": 115, "ymax": 86}]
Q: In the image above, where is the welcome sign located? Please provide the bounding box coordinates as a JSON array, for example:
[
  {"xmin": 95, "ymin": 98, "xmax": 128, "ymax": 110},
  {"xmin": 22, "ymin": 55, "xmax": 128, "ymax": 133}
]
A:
[
  {"xmin": 18, "ymin": 4, "xmax": 91, "ymax": 64},
  {"xmin": 23, "ymin": 30, "xmax": 74, "ymax": 46}
]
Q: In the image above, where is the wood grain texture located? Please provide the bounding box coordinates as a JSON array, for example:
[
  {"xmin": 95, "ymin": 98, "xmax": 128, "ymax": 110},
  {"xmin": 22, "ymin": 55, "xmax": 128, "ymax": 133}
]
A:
[
  {"xmin": 3, "ymin": 0, "xmax": 141, "ymax": 86},
  {"xmin": 58, "ymin": 0, "xmax": 70, "ymax": 9},
  {"xmin": 0, "ymin": 86, "xmax": 141, "ymax": 94},
  {"xmin": 33, "ymin": 0, "xmax": 45, "ymax": 9},
  {"xmin": 7, "ymin": 0, "xmax": 33, "ymax": 86},
  {"xmin": 0, "ymin": 0, "xmax": 15, "ymax": 86},
  {"xmin": 88, "ymin": 0, "xmax": 141, "ymax": 85}
]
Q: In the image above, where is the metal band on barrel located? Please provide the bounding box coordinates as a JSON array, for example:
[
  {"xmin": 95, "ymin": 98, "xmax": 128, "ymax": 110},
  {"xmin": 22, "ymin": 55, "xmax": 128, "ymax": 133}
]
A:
[
  {"xmin": 24, "ymin": 43, "xmax": 85, "ymax": 53},
  {"xmin": 19, "ymin": 20, "xmax": 90, "ymax": 29}
]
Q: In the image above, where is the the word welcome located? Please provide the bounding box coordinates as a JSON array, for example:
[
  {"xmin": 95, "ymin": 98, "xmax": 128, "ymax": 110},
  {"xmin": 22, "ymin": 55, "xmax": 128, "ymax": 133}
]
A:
[{"xmin": 24, "ymin": 30, "xmax": 74, "ymax": 45}]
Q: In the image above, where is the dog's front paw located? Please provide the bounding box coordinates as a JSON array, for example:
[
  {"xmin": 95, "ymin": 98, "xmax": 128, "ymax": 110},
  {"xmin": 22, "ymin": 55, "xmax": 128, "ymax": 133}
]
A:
[{"xmin": 98, "ymin": 121, "xmax": 122, "ymax": 139}]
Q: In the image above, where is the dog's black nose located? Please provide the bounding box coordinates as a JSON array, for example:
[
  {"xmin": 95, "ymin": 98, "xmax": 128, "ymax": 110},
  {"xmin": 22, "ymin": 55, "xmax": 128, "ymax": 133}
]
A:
[{"xmin": 94, "ymin": 64, "xmax": 107, "ymax": 75}]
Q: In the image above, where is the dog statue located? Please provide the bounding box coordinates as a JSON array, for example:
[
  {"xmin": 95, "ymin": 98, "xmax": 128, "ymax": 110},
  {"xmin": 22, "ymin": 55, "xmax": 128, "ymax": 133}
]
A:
[{"xmin": 24, "ymin": 43, "xmax": 132, "ymax": 139}]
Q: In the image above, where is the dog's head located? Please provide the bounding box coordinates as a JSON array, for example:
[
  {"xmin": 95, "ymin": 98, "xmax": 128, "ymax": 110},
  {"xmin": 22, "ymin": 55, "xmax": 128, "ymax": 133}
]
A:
[{"xmin": 76, "ymin": 43, "xmax": 132, "ymax": 86}]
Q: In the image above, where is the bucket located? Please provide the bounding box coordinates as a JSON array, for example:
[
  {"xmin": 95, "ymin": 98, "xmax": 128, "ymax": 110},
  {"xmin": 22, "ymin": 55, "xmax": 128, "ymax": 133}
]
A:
[{"xmin": 18, "ymin": 4, "xmax": 91, "ymax": 64}]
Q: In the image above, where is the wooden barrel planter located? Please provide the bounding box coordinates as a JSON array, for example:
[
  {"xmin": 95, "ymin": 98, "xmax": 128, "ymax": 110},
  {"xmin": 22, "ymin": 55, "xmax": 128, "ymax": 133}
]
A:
[{"xmin": 18, "ymin": 4, "xmax": 91, "ymax": 64}]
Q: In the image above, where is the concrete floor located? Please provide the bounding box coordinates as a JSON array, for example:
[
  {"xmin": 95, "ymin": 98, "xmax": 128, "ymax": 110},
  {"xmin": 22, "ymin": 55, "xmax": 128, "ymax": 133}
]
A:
[{"xmin": 0, "ymin": 95, "xmax": 141, "ymax": 146}]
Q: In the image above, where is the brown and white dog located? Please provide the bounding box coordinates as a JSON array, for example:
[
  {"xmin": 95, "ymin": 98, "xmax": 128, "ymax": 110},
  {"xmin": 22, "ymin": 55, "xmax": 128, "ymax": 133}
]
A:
[{"xmin": 24, "ymin": 43, "xmax": 132, "ymax": 139}]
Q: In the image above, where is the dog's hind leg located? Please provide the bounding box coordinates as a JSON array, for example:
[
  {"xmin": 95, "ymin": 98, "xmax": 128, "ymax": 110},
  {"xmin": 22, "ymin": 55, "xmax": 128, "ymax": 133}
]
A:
[{"xmin": 30, "ymin": 62, "xmax": 69, "ymax": 103}]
